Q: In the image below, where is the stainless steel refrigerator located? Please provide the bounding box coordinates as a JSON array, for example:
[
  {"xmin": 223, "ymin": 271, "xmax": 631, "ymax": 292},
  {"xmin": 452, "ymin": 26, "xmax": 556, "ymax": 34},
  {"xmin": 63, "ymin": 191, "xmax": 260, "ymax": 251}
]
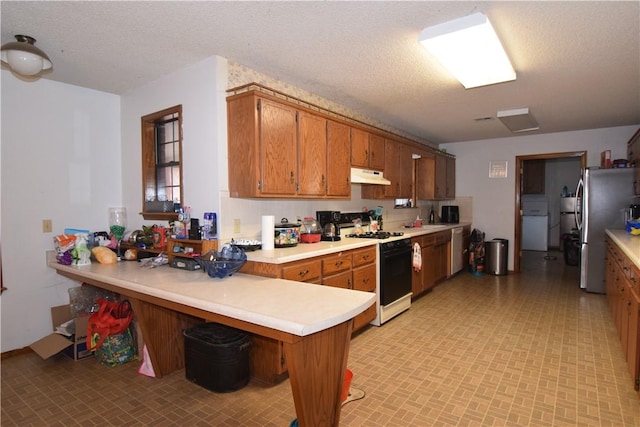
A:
[
  {"xmin": 576, "ymin": 167, "xmax": 634, "ymax": 293},
  {"xmin": 559, "ymin": 196, "xmax": 579, "ymax": 250}
]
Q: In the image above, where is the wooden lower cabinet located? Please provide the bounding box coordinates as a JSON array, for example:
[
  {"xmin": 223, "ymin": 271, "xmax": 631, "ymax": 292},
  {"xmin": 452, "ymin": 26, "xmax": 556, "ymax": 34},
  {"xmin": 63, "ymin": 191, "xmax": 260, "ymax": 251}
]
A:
[
  {"xmin": 412, "ymin": 231, "xmax": 451, "ymax": 299},
  {"xmin": 606, "ymin": 237, "xmax": 640, "ymax": 395},
  {"xmin": 239, "ymin": 245, "xmax": 377, "ymax": 384}
]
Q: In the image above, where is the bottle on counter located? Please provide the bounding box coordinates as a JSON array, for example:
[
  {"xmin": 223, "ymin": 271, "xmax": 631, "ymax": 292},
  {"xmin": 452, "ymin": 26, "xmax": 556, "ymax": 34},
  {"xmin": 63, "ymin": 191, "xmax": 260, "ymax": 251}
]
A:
[{"xmin": 429, "ymin": 208, "xmax": 436, "ymax": 224}]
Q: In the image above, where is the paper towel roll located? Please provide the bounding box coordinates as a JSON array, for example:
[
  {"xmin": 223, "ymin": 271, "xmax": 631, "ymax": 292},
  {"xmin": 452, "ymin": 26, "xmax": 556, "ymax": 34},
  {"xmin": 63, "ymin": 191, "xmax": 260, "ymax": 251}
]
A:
[{"xmin": 261, "ymin": 215, "xmax": 275, "ymax": 250}]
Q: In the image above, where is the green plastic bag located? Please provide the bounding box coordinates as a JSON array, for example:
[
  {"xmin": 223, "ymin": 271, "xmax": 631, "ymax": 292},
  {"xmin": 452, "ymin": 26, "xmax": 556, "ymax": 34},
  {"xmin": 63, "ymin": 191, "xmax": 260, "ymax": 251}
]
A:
[{"xmin": 94, "ymin": 328, "xmax": 135, "ymax": 367}]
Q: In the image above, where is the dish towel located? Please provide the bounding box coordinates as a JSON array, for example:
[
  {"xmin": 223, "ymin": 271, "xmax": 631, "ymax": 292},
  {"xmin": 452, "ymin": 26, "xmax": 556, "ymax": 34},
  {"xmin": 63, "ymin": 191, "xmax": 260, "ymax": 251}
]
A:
[{"xmin": 413, "ymin": 242, "xmax": 422, "ymax": 272}]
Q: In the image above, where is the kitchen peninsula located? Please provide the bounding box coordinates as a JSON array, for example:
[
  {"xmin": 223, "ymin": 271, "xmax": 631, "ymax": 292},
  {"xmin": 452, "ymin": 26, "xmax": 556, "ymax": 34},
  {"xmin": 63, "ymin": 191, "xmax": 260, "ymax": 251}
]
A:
[{"xmin": 48, "ymin": 255, "xmax": 375, "ymax": 427}]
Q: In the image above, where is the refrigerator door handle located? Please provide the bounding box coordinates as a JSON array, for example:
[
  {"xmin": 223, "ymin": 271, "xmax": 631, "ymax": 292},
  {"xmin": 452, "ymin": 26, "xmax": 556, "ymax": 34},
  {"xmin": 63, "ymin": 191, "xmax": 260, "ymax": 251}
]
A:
[{"xmin": 575, "ymin": 178, "xmax": 584, "ymax": 231}]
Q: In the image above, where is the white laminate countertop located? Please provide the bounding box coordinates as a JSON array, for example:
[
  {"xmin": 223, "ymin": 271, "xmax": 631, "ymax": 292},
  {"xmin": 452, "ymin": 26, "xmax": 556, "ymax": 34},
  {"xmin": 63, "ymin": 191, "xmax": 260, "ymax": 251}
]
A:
[
  {"xmin": 244, "ymin": 222, "xmax": 472, "ymax": 264},
  {"xmin": 606, "ymin": 229, "xmax": 640, "ymax": 267},
  {"xmin": 47, "ymin": 255, "xmax": 376, "ymax": 337}
]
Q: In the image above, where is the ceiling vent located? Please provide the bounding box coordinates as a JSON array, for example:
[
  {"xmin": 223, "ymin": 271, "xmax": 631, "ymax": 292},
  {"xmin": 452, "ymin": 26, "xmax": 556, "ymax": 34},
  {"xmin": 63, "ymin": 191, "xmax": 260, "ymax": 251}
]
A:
[{"xmin": 497, "ymin": 108, "xmax": 540, "ymax": 133}]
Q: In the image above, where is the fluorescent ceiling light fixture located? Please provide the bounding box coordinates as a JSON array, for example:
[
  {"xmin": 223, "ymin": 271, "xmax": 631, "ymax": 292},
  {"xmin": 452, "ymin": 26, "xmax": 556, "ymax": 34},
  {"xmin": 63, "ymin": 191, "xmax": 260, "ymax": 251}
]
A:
[
  {"xmin": 497, "ymin": 108, "xmax": 540, "ymax": 133},
  {"xmin": 419, "ymin": 13, "xmax": 515, "ymax": 89}
]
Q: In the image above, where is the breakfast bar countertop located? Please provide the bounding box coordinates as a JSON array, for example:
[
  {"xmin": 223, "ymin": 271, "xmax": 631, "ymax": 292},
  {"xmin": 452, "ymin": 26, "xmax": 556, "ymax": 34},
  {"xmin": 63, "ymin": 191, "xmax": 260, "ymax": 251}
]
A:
[{"xmin": 47, "ymin": 253, "xmax": 375, "ymax": 337}]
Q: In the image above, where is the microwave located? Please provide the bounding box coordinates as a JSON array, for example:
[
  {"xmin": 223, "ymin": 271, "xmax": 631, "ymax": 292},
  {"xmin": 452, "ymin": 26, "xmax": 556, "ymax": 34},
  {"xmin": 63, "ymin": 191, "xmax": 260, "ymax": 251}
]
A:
[{"xmin": 441, "ymin": 206, "xmax": 459, "ymax": 224}]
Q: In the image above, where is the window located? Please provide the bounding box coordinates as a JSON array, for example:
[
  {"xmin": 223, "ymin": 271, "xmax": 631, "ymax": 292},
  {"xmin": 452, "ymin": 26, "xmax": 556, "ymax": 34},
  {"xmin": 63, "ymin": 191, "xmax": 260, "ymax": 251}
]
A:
[{"xmin": 141, "ymin": 105, "xmax": 183, "ymax": 220}]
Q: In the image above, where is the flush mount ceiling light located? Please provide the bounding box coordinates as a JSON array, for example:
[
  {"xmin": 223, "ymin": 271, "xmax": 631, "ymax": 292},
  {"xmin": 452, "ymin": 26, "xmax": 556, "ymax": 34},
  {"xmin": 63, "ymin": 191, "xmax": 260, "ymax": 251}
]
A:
[
  {"xmin": 419, "ymin": 13, "xmax": 515, "ymax": 89},
  {"xmin": 1, "ymin": 35, "xmax": 52, "ymax": 76},
  {"xmin": 497, "ymin": 108, "xmax": 540, "ymax": 133}
]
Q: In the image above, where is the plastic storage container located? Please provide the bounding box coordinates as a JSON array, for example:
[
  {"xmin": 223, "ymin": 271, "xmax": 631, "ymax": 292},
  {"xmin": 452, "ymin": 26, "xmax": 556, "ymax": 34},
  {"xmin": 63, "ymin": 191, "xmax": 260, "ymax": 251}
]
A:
[
  {"xmin": 183, "ymin": 323, "xmax": 251, "ymax": 392},
  {"xmin": 485, "ymin": 238, "xmax": 508, "ymax": 276}
]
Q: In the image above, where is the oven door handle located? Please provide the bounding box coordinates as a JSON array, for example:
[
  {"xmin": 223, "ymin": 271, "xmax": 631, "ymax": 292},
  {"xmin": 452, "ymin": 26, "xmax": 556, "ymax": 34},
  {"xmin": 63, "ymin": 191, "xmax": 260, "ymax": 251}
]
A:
[{"xmin": 381, "ymin": 247, "xmax": 412, "ymax": 258}]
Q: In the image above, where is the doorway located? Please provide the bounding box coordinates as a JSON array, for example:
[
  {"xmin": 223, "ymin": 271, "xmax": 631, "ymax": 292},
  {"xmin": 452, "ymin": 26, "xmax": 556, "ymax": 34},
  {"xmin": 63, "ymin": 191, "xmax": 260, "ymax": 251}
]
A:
[{"xmin": 514, "ymin": 151, "xmax": 587, "ymax": 273}]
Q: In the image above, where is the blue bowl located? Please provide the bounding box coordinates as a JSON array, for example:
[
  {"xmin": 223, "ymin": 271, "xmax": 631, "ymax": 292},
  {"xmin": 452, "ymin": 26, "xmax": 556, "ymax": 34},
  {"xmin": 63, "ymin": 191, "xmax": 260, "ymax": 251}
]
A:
[{"xmin": 197, "ymin": 245, "xmax": 247, "ymax": 278}]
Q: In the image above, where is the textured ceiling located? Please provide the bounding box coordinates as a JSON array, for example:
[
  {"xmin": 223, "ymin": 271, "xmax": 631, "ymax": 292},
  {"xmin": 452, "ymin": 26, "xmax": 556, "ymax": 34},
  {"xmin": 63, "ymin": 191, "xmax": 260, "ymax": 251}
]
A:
[{"xmin": 2, "ymin": 1, "xmax": 639, "ymax": 144}]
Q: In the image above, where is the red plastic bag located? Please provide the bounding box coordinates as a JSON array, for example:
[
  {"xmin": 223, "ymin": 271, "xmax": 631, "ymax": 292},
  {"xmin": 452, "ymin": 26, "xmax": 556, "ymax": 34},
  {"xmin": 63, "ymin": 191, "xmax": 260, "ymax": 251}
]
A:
[{"xmin": 87, "ymin": 299, "xmax": 133, "ymax": 351}]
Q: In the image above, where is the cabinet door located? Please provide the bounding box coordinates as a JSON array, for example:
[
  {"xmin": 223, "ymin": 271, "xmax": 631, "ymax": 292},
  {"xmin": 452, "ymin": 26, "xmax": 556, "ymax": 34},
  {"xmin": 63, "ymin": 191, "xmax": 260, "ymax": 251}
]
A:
[
  {"xmin": 399, "ymin": 143, "xmax": 414, "ymax": 198},
  {"xmin": 435, "ymin": 154, "xmax": 447, "ymax": 199},
  {"xmin": 259, "ymin": 98, "xmax": 298, "ymax": 195},
  {"xmin": 326, "ymin": 120, "xmax": 351, "ymax": 197},
  {"xmin": 416, "ymin": 154, "xmax": 436, "ymax": 200},
  {"xmin": 298, "ymin": 112, "xmax": 327, "ymax": 196},
  {"xmin": 351, "ymin": 128, "xmax": 369, "ymax": 168},
  {"xmin": 522, "ymin": 159, "xmax": 545, "ymax": 194},
  {"xmin": 369, "ymin": 133, "xmax": 385, "ymax": 171},
  {"xmin": 445, "ymin": 156, "xmax": 456, "ymax": 199},
  {"xmin": 626, "ymin": 289, "xmax": 640, "ymax": 387},
  {"xmin": 383, "ymin": 139, "xmax": 402, "ymax": 197}
]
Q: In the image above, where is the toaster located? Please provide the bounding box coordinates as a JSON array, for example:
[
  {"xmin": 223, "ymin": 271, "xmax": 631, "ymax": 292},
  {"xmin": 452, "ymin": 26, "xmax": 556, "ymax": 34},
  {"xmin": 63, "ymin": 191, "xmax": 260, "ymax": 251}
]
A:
[{"xmin": 441, "ymin": 206, "xmax": 460, "ymax": 224}]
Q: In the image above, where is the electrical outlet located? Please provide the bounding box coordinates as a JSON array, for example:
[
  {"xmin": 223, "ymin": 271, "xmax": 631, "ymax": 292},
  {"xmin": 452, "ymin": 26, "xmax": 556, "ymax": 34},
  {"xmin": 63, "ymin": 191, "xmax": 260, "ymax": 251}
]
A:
[
  {"xmin": 233, "ymin": 219, "xmax": 241, "ymax": 233},
  {"xmin": 42, "ymin": 219, "xmax": 52, "ymax": 233}
]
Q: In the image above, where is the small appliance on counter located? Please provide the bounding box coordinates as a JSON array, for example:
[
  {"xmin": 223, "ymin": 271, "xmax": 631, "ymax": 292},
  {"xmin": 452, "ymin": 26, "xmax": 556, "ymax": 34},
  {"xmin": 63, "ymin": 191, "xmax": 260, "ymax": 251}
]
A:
[
  {"xmin": 316, "ymin": 211, "xmax": 341, "ymax": 241},
  {"xmin": 441, "ymin": 206, "xmax": 459, "ymax": 224},
  {"xmin": 274, "ymin": 218, "xmax": 301, "ymax": 248},
  {"xmin": 300, "ymin": 217, "xmax": 322, "ymax": 243}
]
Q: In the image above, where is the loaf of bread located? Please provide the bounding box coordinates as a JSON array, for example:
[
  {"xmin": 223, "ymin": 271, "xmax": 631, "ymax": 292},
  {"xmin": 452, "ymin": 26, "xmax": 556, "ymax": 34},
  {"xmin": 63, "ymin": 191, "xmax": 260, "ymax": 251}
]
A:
[{"xmin": 92, "ymin": 246, "xmax": 118, "ymax": 264}]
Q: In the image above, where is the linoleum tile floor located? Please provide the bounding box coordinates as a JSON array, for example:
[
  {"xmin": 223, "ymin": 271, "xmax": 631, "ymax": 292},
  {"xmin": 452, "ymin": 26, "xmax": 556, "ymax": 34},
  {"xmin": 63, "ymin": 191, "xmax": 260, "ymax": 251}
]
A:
[{"xmin": 3, "ymin": 251, "xmax": 640, "ymax": 426}]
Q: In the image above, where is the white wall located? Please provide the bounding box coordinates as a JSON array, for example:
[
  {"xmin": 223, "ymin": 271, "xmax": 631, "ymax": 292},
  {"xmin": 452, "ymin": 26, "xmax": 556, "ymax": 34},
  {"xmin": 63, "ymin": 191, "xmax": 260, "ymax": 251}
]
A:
[
  {"xmin": 441, "ymin": 125, "xmax": 639, "ymax": 270},
  {"xmin": 120, "ymin": 56, "xmax": 227, "ymax": 232},
  {"xmin": 1, "ymin": 70, "xmax": 121, "ymax": 351}
]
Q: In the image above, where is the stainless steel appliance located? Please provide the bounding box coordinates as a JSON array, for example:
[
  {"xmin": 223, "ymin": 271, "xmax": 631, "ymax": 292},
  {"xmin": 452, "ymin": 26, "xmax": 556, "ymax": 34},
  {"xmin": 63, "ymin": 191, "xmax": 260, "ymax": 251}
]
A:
[
  {"xmin": 450, "ymin": 226, "xmax": 464, "ymax": 275},
  {"xmin": 559, "ymin": 196, "xmax": 579, "ymax": 250},
  {"xmin": 576, "ymin": 168, "xmax": 634, "ymax": 293},
  {"xmin": 316, "ymin": 211, "xmax": 341, "ymax": 241},
  {"xmin": 377, "ymin": 238, "xmax": 412, "ymax": 324},
  {"xmin": 441, "ymin": 206, "xmax": 459, "ymax": 224}
]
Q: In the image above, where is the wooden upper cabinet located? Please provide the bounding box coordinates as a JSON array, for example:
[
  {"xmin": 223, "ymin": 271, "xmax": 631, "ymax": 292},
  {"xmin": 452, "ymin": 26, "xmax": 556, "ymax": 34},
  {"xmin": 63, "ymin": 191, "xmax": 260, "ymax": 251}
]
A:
[
  {"xmin": 227, "ymin": 90, "xmax": 349, "ymax": 199},
  {"xmin": 368, "ymin": 134, "xmax": 385, "ymax": 170},
  {"xmin": 416, "ymin": 151, "xmax": 455, "ymax": 201},
  {"xmin": 326, "ymin": 120, "xmax": 351, "ymax": 197},
  {"xmin": 416, "ymin": 152, "xmax": 436, "ymax": 200},
  {"xmin": 627, "ymin": 128, "xmax": 640, "ymax": 195},
  {"xmin": 522, "ymin": 159, "xmax": 545, "ymax": 194},
  {"xmin": 351, "ymin": 129, "xmax": 385, "ymax": 171},
  {"xmin": 383, "ymin": 140, "xmax": 413, "ymax": 198},
  {"xmin": 260, "ymin": 98, "xmax": 299, "ymax": 195},
  {"xmin": 298, "ymin": 111, "xmax": 327, "ymax": 196}
]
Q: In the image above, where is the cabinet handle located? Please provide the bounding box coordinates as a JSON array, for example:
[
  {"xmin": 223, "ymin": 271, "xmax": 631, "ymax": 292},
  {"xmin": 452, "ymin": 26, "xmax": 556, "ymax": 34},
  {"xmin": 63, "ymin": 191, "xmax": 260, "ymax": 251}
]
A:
[
  {"xmin": 365, "ymin": 150, "xmax": 369, "ymax": 161},
  {"xmin": 322, "ymin": 174, "xmax": 325, "ymax": 184},
  {"xmin": 298, "ymin": 269, "xmax": 309, "ymax": 278},
  {"xmin": 334, "ymin": 261, "xmax": 343, "ymax": 267},
  {"xmin": 290, "ymin": 171, "xmax": 295, "ymax": 184}
]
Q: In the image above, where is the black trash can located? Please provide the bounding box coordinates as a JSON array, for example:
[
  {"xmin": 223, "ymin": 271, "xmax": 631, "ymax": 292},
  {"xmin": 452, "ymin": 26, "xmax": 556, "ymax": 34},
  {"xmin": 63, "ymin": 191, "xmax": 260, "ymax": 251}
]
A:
[
  {"xmin": 563, "ymin": 234, "xmax": 581, "ymax": 266},
  {"xmin": 183, "ymin": 322, "xmax": 251, "ymax": 393},
  {"xmin": 485, "ymin": 238, "xmax": 508, "ymax": 276}
]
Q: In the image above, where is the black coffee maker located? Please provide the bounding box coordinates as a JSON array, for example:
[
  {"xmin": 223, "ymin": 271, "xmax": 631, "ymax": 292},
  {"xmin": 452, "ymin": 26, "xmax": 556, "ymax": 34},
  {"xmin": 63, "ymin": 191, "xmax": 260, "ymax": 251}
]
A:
[{"xmin": 316, "ymin": 211, "xmax": 341, "ymax": 241}]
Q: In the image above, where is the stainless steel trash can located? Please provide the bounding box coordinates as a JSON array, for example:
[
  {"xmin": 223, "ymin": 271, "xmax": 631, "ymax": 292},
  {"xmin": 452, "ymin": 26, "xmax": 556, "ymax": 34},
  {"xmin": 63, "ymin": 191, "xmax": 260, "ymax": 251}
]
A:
[{"xmin": 485, "ymin": 238, "xmax": 508, "ymax": 275}]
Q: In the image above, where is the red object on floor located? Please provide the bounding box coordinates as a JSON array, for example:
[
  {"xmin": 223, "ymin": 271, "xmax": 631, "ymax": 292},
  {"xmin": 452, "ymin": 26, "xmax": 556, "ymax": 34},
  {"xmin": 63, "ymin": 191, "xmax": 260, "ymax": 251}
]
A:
[{"xmin": 342, "ymin": 369, "xmax": 353, "ymax": 402}]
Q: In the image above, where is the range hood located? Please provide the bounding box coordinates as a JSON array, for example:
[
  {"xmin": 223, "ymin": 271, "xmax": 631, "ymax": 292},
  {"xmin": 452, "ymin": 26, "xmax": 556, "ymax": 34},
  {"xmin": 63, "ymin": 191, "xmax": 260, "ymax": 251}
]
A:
[{"xmin": 350, "ymin": 167, "xmax": 391, "ymax": 185}]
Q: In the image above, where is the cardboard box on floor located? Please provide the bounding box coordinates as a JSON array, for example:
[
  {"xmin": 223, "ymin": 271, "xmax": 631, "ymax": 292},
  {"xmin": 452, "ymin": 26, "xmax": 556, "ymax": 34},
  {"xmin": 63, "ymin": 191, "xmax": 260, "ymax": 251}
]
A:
[{"xmin": 30, "ymin": 305, "xmax": 93, "ymax": 361}]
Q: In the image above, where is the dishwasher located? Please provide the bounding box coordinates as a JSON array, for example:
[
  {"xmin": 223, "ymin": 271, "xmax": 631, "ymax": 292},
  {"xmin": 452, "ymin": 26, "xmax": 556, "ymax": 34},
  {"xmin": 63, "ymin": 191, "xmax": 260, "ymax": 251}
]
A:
[{"xmin": 450, "ymin": 226, "xmax": 464, "ymax": 275}]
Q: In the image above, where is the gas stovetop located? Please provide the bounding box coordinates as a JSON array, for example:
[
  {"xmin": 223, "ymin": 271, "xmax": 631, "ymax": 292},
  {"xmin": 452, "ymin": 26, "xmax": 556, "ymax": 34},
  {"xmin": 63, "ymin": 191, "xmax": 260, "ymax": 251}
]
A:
[{"xmin": 344, "ymin": 231, "xmax": 404, "ymax": 239}]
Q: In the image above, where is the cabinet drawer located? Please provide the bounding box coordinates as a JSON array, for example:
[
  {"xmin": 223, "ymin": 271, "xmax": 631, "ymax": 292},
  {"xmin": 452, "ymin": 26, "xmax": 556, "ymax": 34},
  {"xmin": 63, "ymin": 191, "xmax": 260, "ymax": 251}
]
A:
[
  {"xmin": 353, "ymin": 264, "xmax": 376, "ymax": 292},
  {"xmin": 322, "ymin": 253, "xmax": 352, "ymax": 276},
  {"xmin": 352, "ymin": 246, "xmax": 376, "ymax": 267},
  {"xmin": 281, "ymin": 259, "xmax": 322, "ymax": 282},
  {"xmin": 435, "ymin": 230, "xmax": 450, "ymax": 245},
  {"xmin": 322, "ymin": 270, "xmax": 352, "ymax": 289}
]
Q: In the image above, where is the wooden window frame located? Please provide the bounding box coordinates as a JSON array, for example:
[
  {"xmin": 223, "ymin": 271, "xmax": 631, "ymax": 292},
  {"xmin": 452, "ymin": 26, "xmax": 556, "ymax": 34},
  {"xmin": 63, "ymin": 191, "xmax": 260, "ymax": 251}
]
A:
[{"xmin": 141, "ymin": 105, "xmax": 184, "ymax": 221}]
